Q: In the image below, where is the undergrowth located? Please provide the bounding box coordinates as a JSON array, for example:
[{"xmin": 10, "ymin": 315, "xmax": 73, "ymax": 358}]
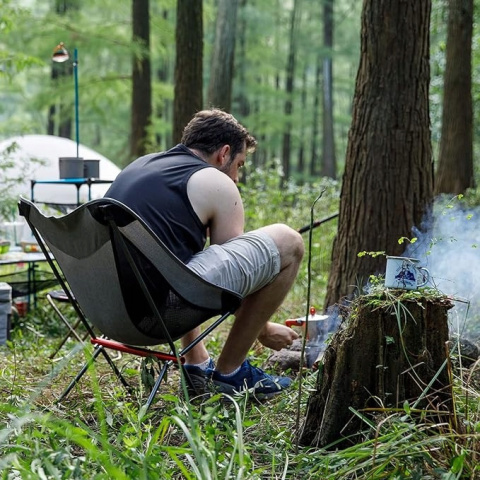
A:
[
  {"xmin": 1, "ymin": 177, "xmax": 479, "ymax": 479},
  {"xmin": 2, "ymin": 312, "xmax": 479, "ymax": 479}
]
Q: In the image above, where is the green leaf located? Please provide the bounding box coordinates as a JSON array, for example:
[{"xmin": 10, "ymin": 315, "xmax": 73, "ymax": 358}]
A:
[{"xmin": 450, "ymin": 454, "xmax": 465, "ymax": 474}]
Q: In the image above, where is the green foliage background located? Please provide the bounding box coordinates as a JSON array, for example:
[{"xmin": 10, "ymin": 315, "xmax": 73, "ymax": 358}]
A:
[
  {"xmin": 2, "ymin": 0, "xmax": 480, "ymax": 184},
  {"xmin": 1, "ymin": 0, "xmax": 359, "ymax": 170}
]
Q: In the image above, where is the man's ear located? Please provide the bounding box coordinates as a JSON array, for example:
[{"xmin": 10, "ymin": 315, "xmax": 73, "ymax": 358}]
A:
[{"xmin": 217, "ymin": 144, "xmax": 231, "ymax": 167}]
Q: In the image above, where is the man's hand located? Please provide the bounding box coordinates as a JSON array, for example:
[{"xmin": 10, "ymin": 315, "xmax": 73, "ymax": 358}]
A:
[{"xmin": 257, "ymin": 321, "xmax": 299, "ymax": 351}]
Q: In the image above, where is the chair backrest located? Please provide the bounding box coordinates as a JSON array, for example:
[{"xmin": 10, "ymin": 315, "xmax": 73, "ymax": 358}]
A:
[{"xmin": 18, "ymin": 197, "xmax": 242, "ymax": 346}]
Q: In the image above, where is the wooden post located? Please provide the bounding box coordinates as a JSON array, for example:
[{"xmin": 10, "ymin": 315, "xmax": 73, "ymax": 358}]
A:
[{"xmin": 299, "ymin": 291, "xmax": 454, "ymax": 448}]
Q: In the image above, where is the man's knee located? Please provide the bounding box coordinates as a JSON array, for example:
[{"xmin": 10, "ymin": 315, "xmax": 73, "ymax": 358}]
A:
[
  {"xmin": 259, "ymin": 223, "xmax": 304, "ymax": 262},
  {"xmin": 282, "ymin": 225, "xmax": 304, "ymax": 261}
]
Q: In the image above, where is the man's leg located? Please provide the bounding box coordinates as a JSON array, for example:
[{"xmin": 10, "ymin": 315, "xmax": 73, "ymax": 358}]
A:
[
  {"xmin": 181, "ymin": 327, "xmax": 210, "ymax": 364},
  {"xmin": 215, "ymin": 224, "xmax": 304, "ymax": 374}
]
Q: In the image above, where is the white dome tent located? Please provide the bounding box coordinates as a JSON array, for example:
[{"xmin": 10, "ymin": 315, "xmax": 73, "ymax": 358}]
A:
[
  {"xmin": 0, "ymin": 134, "xmax": 120, "ymax": 204},
  {"xmin": 0, "ymin": 134, "xmax": 121, "ymax": 243}
]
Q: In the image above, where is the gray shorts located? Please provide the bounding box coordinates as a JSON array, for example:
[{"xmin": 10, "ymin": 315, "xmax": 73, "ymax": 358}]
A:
[{"xmin": 187, "ymin": 231, "xmax": 281, "ymax": 297}]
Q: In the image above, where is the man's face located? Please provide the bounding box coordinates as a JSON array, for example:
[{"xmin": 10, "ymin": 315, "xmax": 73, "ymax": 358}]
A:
[{"xmin": 220, "ymin": 146, "xmax": 246, "ymax": 184}]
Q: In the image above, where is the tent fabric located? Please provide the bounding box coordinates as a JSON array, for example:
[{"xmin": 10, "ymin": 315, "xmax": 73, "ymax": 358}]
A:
[{"xmin": 0, "ymin": 134, "xmax": 121, "ymax": 205}]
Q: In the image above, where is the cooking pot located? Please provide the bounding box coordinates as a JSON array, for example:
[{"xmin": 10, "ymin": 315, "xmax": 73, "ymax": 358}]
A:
[{"xmin": 285, "ymin": 307, "xmax": 329, "ymax": 341}]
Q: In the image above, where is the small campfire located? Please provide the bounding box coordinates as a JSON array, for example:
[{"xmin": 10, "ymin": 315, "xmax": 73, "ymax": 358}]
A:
[{"xmin": 266, "ymin": 306, "xmax": 341, "ymax": 372}]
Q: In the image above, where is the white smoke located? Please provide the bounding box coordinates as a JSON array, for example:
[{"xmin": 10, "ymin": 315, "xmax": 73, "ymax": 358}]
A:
[{"xmin": 404, "ymin": 198, "xmax": 480, "ymax": 340}]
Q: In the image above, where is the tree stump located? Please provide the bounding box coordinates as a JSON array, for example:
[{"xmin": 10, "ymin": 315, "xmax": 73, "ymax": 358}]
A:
[{"xmin": 299, "ymin": 291, "xmax": 453, "ymax": 448}]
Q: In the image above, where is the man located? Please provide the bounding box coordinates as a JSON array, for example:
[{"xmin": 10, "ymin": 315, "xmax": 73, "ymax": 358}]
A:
[{"xmin": 105, "ymin": 109, "xmax": 304, "ymax": 399}]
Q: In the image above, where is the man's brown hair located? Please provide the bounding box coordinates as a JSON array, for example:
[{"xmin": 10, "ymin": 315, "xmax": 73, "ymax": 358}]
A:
[{"xmin": 181, "ymin": 109, "xmax": 257, "ymax": 161}]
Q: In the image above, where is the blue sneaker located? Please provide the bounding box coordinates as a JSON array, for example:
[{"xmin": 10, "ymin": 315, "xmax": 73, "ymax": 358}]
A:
[
  {"xmin": 212, "ymin": 360, "xmax": 292, "ymax": 400},
  {"xmin": 182, "ymin": 359, "xmax": 214, "ymax": 397}
]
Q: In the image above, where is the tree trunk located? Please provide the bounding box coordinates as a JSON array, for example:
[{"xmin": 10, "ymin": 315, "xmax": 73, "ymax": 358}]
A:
[
  {"xmin": 281, "ymin": 0, "xmax": 301, "ymax": 183},
  {"xmin": 130, "ymin": 0, "xmax": 152, "ymax": 163},
  {"xmin": 155, "ymin": 8, "xmax": 172, "ymax": 150},
  {"xmin": 324, "ymin": 0, "xmax": 434, "ymax": 308},
  {"xmin": 434, "ymin": 0, "xmax": 474, "ymax": 195},
  {"xmin": 207, "ymin": 0, "xmax": 239, "ymax": 111},
  {"xmin": 320, "ymin": 0, "xmax": 336, "ymax": 179},
  {"xmin": 300, "ymin": 293, "xmax": 453, "ymax": 448},
  {"xmin": 172, "ymin": 0, "xmax": 203, "ymax": 144},
  {"xmin": 309, "ymin": 52, "xmax": 321, "ymax": 177},
  {"xmin": 297, "ymin": 66, "xmax": 307, "ymax": 176},
  {"xmin": 234, "ymin": 0, "xmax": 250, "ymax": 117}
]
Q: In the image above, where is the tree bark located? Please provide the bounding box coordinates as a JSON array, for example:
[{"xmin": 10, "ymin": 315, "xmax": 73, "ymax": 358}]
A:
[
  {"xmin": 281, "ymin": 0, "xmax": 301, "ymax": 183},
  {"xmin": 300, "ymin": 293, "xmax": 453, "ymax": 448},
  {"xmin": 434, "ymin": 0, "xmax": 474, "ymax": 195},
  {"xmin": 324, "ymin": 0, "xmax": 434, "ymax": 308},
  {"xmin": 130, "ymin": 0, "xmax": 152, "ymax": 163},
  {"xmin": 297, "ymin": 66, "xmax": 307, "ymax": 176},
  {"xmin": 172, "ymin": 0, "xmax": 203, "ymax": 144},
  {"xmin": 320, "ymin": 0, "xmax": 336, "ymax": 179},
  {"xmin": 234, "ymin": 0, "xmax": 250, "ymax": 117},
  {"xmin": 155, "ymin": 8, "xmax": 172, "ymax": 150},
  {"xmin": 309, "ymin": 52, "xmax": 321, "ymax": 176},
  {"xmin": 207, "ymin": 0, "xmax": 239, "ymax": 111}
]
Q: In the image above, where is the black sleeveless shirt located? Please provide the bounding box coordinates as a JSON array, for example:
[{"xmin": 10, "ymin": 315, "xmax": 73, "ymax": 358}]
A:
[{"xmin": 105, "ymin": 144, "xmax": 212, "ymax": 263}]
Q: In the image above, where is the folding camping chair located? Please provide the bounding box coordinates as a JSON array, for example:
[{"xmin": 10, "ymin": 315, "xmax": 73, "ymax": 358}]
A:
[
  {"xmin": 18, "ymin": 197, "xmax": 242, "ymax": 410},
  {"xmin": 46, "ymin": 289, "xmax": 89, "ymax": 359}
]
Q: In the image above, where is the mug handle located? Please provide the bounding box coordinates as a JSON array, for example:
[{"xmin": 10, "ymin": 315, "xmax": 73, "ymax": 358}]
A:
[{"xmin": 417, "ymin": 267, "xmax": 430, "ymax": 287}]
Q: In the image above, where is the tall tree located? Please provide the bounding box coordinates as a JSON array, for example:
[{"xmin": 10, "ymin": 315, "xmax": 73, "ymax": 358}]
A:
[
  {"xmin": 321, "ymin": 0, "xmax": 336, "ymax": 179},
  {"xmin": 207, "ymin": 0, "xmax": 239, "ymax": 111},
  {"xmin": 234, "ymin": 0, "xmax": 250, "ymax": 117},
  {"xmin": 172, "ymin": 0, "xmax": 203, "ymax": 144},
  {"xmin": 309, "ymin": 51, "xmax": 322, "ymax": 176},
  {"xmin": 434, "ymin": 0, "xmax": 474, "ymax": 195},
  {"xmin": 130, "ymin": 0, "xmax": 152, "ymax": 162},
  {"xmin": 281, "ymin": 0, "xmax": 301, "ymax": 182},
  {"xmin": 297, "ymin": 66, "xmax": 307, "ymax": 175},
  {"xmin": 324, "ymin": 0, "xmax": 434, "ymax": 308},
  {"xmin": 155, "ymin": 7, "xmax": 174, "ymax": 151}
]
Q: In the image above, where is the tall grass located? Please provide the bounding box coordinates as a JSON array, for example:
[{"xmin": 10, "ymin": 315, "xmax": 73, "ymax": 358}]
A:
[
  {"xmin": 2, "ymin": 354, "xmax": 478, "ymax": 478},
  {"xmin": 1, "ymin": 176, "xmax": 479, "ymax": 478}
]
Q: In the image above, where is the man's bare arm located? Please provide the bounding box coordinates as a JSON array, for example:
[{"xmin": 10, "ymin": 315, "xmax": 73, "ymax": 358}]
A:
[{"xmin": 187, "ymin": 168, "xmax": 244, "ymax": 245}]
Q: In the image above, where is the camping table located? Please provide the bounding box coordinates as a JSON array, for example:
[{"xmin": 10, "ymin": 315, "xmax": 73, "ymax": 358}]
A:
[
  {"xmin": 0, "ymin": 250, "xmax": 55, "ymax": 311},
  {"xmin": 30, "ymin": 178, "xmax": 114, "ymax": 207}
]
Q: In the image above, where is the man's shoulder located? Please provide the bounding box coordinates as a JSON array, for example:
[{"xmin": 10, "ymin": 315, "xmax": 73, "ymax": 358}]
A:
[{"xmin": 189, "ymin": 167, "xmax": 238, "ymax": 194}]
